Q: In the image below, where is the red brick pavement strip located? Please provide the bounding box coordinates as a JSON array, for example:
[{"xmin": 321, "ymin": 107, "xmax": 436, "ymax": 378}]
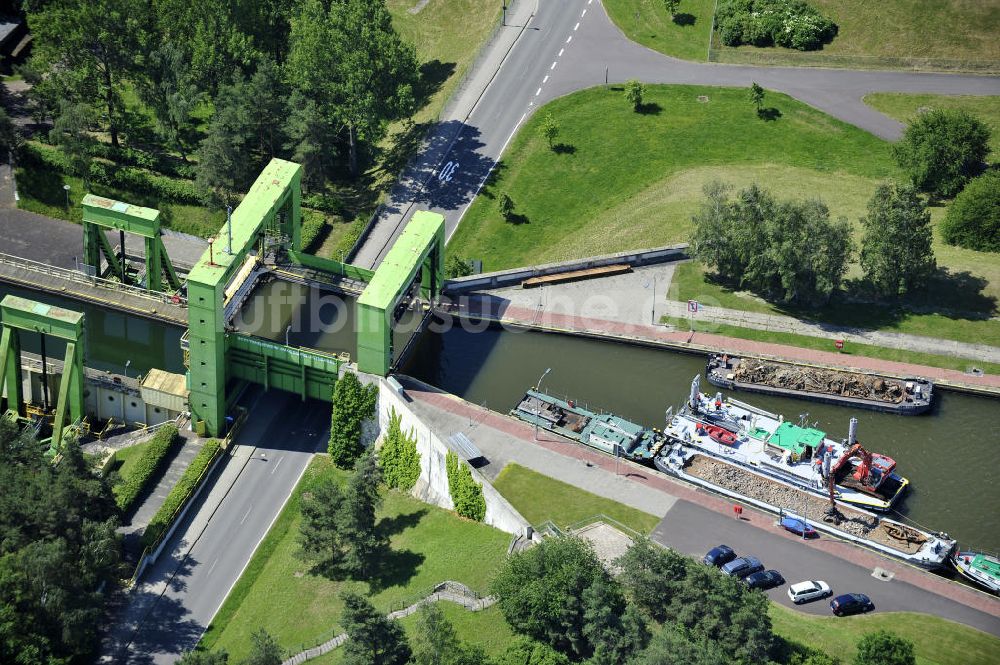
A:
[
  {"xmin": 442, "ymin": 297, "xmax": 1000, "ymax": 394},
  {"xmin": 402, "ymin": 380, "xmax": 1000, "ymax": 618}
]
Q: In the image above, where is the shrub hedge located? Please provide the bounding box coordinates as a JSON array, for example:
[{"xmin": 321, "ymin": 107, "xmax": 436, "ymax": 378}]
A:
[
  {"xmin": 113, "ymin": 424, "xmax": 180, "ymax": 513},
  {"xmin": 717, "ymin": 0, "xmax": 838, "ymax": 51},
  {"xmin": 446, "ymin": 451, "xmax": 486, "ymax": 522},
  {"xmin": 140, "ymin": 439, "xmax": 222, "ymax": 550},
  {"xmin": 300, "ymin": 209, "xmax": 327, "ymax": 252}
]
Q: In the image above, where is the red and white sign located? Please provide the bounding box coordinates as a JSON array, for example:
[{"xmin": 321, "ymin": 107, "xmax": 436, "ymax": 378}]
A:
[
  {"xmin": 688, "ymin": 300, "xmax": 699, "ymax": 313},
  {"xmin": 834, "ymin": 339, "xmax": 844, "ymax": 350}
]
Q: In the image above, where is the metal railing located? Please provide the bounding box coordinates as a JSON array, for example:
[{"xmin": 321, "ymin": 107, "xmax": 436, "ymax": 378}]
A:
[{"xmin": 0, "ymin": 251, "xmax": 187, "ymax": 306}]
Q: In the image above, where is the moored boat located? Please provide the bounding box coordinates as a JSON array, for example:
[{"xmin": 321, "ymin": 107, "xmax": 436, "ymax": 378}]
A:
[
  {"xmin": 952, "ymin": 550, "xmax": 1000, "ymax": 594},
  {"xmin": 706, "ymin": 354, "xmax": 933, "ymax": 415}
]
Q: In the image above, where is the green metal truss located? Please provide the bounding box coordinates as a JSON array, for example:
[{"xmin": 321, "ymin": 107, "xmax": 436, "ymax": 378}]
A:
[
  {"xmin": 0, "ymin": 295, "xmax": 86, "ymax": 450},
  {"xmin": 81, "ymin": 195, "xmax": 182, "ymax": 292}
]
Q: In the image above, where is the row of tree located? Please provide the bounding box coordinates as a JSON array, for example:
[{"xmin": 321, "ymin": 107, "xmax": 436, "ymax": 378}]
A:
[
  {"xmin": 21, "ymin": 0, "xmax": 421, "ymax": 200},
  {"xmin": 692, "ymin": 178, "xmax": 937, "ymax": 305}
]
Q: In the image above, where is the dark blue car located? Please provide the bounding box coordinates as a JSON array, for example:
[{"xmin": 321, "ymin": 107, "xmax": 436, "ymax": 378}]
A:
[
  {"xmin": 721, "ymin": 556, "xmax": 764, "ymax": 578},
  {"xmin": 781, "ymin": 516, "xmax": 818, "ymax": 538},
  {"xmin": 830, "ymin": 593, "xmax": 874, "ymax": 616},
  {"xmin": 703, "ymin": 545, "xmax": 737, "ymax": 567}
]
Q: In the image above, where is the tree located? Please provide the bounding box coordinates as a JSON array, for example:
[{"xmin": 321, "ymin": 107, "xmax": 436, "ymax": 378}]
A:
[
  {"xmin": 748, "ymin": 82, "xmax": 765, "ymax": 115},
  {"xmin": 496, "ymin": 637, "xmax": 570, "ymax": 665},
  {"xmin": 632, "ymin": 626, "xmax": 729, "ymax": 665},
  {"xmin": 893, "ymin": 108, "xmax": 990, "ymax": 198},
  {"xmin": 328, "ymin": 371, "xmax": 378, "ymax": 468},
  {"xmin": 663, "ymin": 0, "xmax": 681, "ymax": 17},
  {"xmin": 26, "ymin": 0, "xmax": 151, "ymax": 148},
  {"xmin": 379, "ymin": 408, "xmax": 421, "ymax": 491},
  {"xmin": 853, "ymin": 630, "xmax": 915, "ymax": 665},
  {"xmin": 341, "ymin": 592, "xmax": 411, "ymax": 665},
  {"xmin": 540, "ymin": 113, "xmax": 560, "ymax": 149},
  {"xmin": 137, "ymin": 42, "xmax": 203, "ymax": 160},
  {"xmin": 491, "ymin": 536, "xmax": 614, "ymax": 660},
  {"xmin": 582, "ymin": 576, "xmax": 649, "ymax": 664},
  {"xmin": 445, "ymin": 254, "xmax": 474, "ymax": 278},
  {"xmin": 411, "ymin": 602, "xmax": 487, "ymax": 665},
  {"xmin": 50, "ymin": 101, "xmax": 96, "ymax": 187},
  {"xmin": 341, "ymin": 451, "xmax": 386, "ymax": 578},
  {"xmin": 624, "ymin": 79, "xmax": 644, "ymax": 111},
  {"xmin": 498, "ymin": 192, "xmax": 515, "ymax": 221},
  {"xmin": 615, "ymin": 537, "xmax": 690, "ymax": 622},
  {"xmin": 860, "ymin": 182, "xmax": 936, "ymax": 297},
  {"xmin": 445, "ymin": 452, "xmax": 486, "ymax": 522},
  {"xmin": 298, "ymin": 474, "xmax": 349, "ymax": 576},
  {"xmin": 940, "ymin": 171, "xmax": 1000, "ymax": 253},
  {"xmin": 178, "ymin": 649, "xmax": 230, "ymax": 664},
  {"xmin": 240, "ymin": 628, "xmax": 282, "ymax": 665}
]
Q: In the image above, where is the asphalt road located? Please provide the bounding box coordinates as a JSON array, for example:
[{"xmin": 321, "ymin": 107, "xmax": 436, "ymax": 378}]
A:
[
  {"xmin": 102, "ymin": 388, "xmax": 330, "ymax": 664},
  {"xmin": 352, "ymin": 0, "xmax": 1000, "ymax": 269},
  {"xmin": 653, "ymin": 499, "xmax": 1000, "ymax": 636}
]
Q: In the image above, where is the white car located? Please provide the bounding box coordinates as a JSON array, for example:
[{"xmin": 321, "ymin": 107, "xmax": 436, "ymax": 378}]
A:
[{"xmin": 787, "ymin": 580, "xmax": 832, "ymax": 604}]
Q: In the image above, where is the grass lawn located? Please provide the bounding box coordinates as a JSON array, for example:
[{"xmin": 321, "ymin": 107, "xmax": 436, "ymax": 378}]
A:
[
  {"xmin": 662, "ymin": 314, "xmax": 1000, "ymax": 375},
  {"xmin": 15, "ymin": 167, "xmax": 225, "ymax": 237},
  {"xmin": 708, "ymin": 0, "xmax": 1000, "ymax": 72},
  {"xmin": 492, "ymin": 463, "xmax": 661, "ymax": 534},
  {"xmin": 770, "ymin": 604, "xmax": 1000, "ymax": 665},
  {"xmin": 864, "ymin": 93, "xmax": 1000, "ymax": 157},
  {"xmin": 199, "ymin": 456, "xmax": 511, "ymax": 662},
  {"xmin": 449, "ymin": 84, "xmax": 896, "ymax": 270},
  {"xmin": 603, "ymin": 0, "xmax": 716, "ymax": 61}
]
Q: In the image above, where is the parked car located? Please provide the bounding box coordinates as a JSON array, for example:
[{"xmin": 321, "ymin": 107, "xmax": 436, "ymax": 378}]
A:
[
  {"xmin": 703, "ymin": 544, "xmax": 737, "ymax": 567},
  {"xmin": 787, "ymin": 580, "xmax": 832, "ymax": 604},
  {"xmin": 830, "ymin": 593, "xmax": 874, "ymax": 616},
  {"xmin": 744, "ymin": 569, "xmax": 785, "ymax": 590},
  {"xmin": 720, "ymin": 556, "xmax": 764, "ymax": 578},
  {"xmin": 781, "ymin": 516, "xmax": 818, "ymax": 538}
]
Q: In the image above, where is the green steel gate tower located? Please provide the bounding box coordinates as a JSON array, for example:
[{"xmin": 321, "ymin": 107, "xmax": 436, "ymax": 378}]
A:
[{"xmin": 0, "ymin": 295, "xmax": 85, "ymax": 449}]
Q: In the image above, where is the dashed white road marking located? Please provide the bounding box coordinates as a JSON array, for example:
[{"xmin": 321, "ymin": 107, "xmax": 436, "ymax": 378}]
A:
[
  {"xmin": 574, "ymin": 22, "xmax": 579, "ymax": 30},
  {"xmin": 550, "ymin": 61, "xmax": 557, "ymax": 70},
  {"xmin": 207, "ymin": 558, "xmax": 219, "ymax": 576},
  {"xmin": 535, "ymin": 87, "xmax": 541, "ymax": 96},
  {"xmin": 270, "ymin": 456, "xmax": 283, "ymax": 474},
  {"xmin": 240, "ymin": 504, "xmax": 253, "ymax": 525},
  {"xmin": 582, "ymin": 9, "xmax": 587, "ymax": 16},
  {"xmin": 543, "ymin": 75, "xmax": 549, "ymax": 83},
  {"xmin": 558, "ymin": 48, "xmax": 564, "ymax": 56},
  {"xmin": 566, "ymin": 35, "xmax": 572, "ymax": 43}
]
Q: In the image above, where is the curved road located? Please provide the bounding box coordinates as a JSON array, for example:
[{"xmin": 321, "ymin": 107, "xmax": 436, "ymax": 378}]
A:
[{"xmin": 352, "ymin": 0, "xmax": 1000, "ymax": 269}]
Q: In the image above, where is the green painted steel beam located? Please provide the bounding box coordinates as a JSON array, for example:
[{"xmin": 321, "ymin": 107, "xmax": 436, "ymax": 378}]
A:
[
  {"xmin": 1, "ymin": 295, "xmax": 85, "ymax": 341},
  {"xmin": 82, "ymin": 194, "xmax": 160, "ymax": 237}
]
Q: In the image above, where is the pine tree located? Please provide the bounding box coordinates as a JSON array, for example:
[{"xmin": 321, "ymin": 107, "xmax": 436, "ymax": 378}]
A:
[
  {"xmin": 241, "ymin": 628, "xmax": 282, "ymax": 665},
  {"xmin": 341, "ymin": 592, "xmax": 411, "ymax": 665},
  {"xmin": 341, "ymin": 452, "xmax": 386, "ymax": 578}
]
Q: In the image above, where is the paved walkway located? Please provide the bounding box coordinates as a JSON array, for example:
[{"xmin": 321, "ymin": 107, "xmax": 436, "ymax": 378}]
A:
[
  {"xmin": 396, "ymin": 375, "xmax": 1000, "ymax": 635},
  {"xmin": 441, "ymin": 291, "xmax": 1000, "ymax": 395}
]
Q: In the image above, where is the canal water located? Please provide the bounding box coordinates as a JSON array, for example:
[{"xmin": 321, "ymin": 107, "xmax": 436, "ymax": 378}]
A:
[
  {"xmin": 0, "ymin": 283, "xmax": 184, "ymax": 376},
  {"xmin": 403, "ymin": 324, "xmax": 1000, "ymax": 553}
]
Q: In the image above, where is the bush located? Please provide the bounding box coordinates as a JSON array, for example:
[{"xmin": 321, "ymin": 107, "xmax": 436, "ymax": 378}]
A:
[
  {"xmin": 300, "ymin": 209, "xmax": 328, "ymax": 251},
  {"xmin": 303, "ymin": 192, "xmax": 346, "ymax": 215},
  {"xmin": 717, "ymin": 0, "xmax": 838, "ymax": 51},
  {"xmin": 940, "ymin": 171, "xmax": 1000, "ymax": 252},
  {"xmin": 379, "ymin": 408, "xmax": 421, "ymax": 491},
  {"xmin": 141, "ymin": 439, "xmax": 222, "ymax": 549},
  {"xmin": 113, "ymin": 424, "xmax": 179, "ymax": 513},
  {"xmin": 446, "ymin": 451, "xmax": 486, "ymax": 521}
]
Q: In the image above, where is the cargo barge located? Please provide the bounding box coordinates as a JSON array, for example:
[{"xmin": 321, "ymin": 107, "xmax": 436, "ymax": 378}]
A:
[{"xmin": 706, "ymin": 354, "xmax": 933, "ymax": 415}]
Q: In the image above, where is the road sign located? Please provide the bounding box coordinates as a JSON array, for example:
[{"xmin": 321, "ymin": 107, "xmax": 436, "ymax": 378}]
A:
[
  {"xmin": 688, "ymin": 300, "xmax": 699, "ymax": 313},
  {"xmin": 834, "ymin": 339, "xmax": 844, "ymax": 350}
]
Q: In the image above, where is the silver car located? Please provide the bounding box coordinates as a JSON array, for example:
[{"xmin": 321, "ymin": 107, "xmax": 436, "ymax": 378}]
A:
[{"xmin": 787, "ymin": 580, "xmax": 832, "ymax": 604}]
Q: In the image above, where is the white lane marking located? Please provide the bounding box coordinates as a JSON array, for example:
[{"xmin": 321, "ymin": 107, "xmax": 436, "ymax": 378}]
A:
[
  {"xmin": 574, "ymin": 22, "xmax": 580, "ymax": 30},
  {"xmin": 550, "ymin": 61, "xmax": 557, "ymax": 70},
  {"xmin": 588, "ymin": 0, "xmax": 593, "ymax": 4},
  {"xmin": 270, "ymin": 456, "xmax": 284, "ymax": 474},
  {"xmin": 535, "ymin": 87, "xmax": 541, "ymax": 96},
  {"xmin": 543, "ymin": 75, "xmax": 549, "ymax": 83},
  {"xmin": 240, "ymin": 504, "xmax": 253, "ymax": 525},
  {"xmin": 582, "ymin": 9, "xmax": 587, "ymax": 16},
  {"xmin": 207, "ymin": 558, "xmax": 219, "ymax": 576},
  {"xmin": 558, "ymin": 48, "xmax": 564, "ymax": 56},
  {"xmin": 566, "ymin": 35, "xmax": 572, "ymax": 43}
]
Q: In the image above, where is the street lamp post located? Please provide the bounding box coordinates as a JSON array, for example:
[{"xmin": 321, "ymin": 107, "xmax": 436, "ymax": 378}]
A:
[
  {"xmin": 285, "ymin": 325, "xmax": 292, "ymax": 347},
  {"xmin": 124, "ymin": 359, "xmax": 131, "ymax": 379},
  {"xmin": 533, "ymin": 367, "xmax": 551, "ymax": 441},
  {"xmin": 63, "ymin": 184, "xmax": 71, "ymax": 211}
]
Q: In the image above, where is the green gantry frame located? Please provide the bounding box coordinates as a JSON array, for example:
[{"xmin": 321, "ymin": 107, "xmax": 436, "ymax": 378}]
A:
[
  {"xmin": 82, "ymin": 194, "xmax": 182, "ymax": 292},
  {"xmin": 0, "ymin": 295, "xmax": 85, "ymax": 449},
  {"xmin": 187, "ymin": 159, "xmax": 303, "ymax": 436},
  {"xmin": 357, "ymin": 211, "xmax": 445, "ymax": 376}
]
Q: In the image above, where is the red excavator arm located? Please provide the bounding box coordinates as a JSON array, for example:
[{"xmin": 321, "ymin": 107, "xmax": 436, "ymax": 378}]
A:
[{"xmin": 832, "ymin": 442, "xmax": 876, "ymax": 486}]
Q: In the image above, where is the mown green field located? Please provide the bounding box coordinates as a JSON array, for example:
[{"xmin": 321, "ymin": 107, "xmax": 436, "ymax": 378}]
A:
[
  {"xmin": 493, "ymin": 463, "xmax": 662, "ymax": 534},
  {"xmin": 603, "ymin": 0, "xmax": 716, "ymax": 61},
  {"xmin": 199, "ymin": 456, "xmax": 511, "ymax": 662},
  {"xmin": 864, "ymin": 93, "xmax": 1000, "ymax": 156}
]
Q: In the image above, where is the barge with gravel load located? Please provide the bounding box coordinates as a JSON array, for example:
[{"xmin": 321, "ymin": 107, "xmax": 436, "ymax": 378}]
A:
[{"xmin": 706, "ymin": 354, "xmax": 933, "ymax": 415}]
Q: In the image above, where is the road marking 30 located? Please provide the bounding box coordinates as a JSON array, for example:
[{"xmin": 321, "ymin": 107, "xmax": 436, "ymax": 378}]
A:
[{"xmin": 438, "ymin": 161, "xmax": 459, "ymax": 182}]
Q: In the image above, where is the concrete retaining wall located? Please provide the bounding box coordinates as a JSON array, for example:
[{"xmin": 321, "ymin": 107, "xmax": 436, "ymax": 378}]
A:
[
  {"xmin": 376, "ymin": 379, "xmax": 531, "ymax": 536},
  {"xmin": 444, "ymin": 244, "xmax": 689, "ymax": 293}
]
